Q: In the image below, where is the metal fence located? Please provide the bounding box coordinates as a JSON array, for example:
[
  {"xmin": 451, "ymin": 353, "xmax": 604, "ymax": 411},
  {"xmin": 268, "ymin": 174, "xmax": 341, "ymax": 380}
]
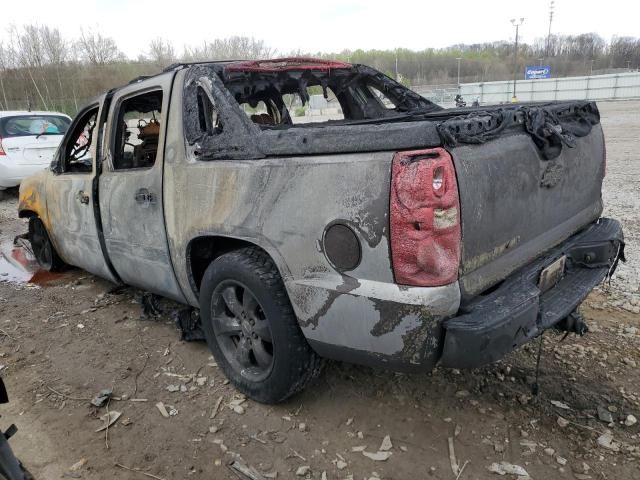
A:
[{"xmin": 413, "ymin": 71, "xmax": 640, "ymax": 107}]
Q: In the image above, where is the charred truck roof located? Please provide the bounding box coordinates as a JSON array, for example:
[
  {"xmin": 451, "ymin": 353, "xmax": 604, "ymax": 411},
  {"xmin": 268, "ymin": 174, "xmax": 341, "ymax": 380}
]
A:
[
  {"xmin": 177, "ymin": 57, "xmax": 600, "ymax": 161},
  {"xmin": 182, "ymin": 57, "xmax": 446, "ymax": 160}
]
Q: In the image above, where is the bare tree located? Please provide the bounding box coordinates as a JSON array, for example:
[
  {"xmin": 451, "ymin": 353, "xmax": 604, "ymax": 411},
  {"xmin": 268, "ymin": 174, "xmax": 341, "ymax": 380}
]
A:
[
  {"xmin": 183, "ymin": 36, "xmax": 275, "ymax": 61},
  {"xmin": 76, "ymin": 30, "xmax": 124, "ymax": 65},
  {"xmin": 147, "ymin": 37, "xmax": 176, "ymax": 68},
  {"xmin": 9, "ymin": 25, "xmax": 44, "ymax": 68},
  {"xmin": 41, "ymin": 26, "xmax": 69, "ymax": 64}
]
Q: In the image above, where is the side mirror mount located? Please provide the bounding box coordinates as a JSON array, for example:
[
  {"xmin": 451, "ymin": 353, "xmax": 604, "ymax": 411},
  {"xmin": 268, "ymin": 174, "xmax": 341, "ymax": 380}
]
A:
[{"xmin": 50, "ymin": 147, "xmax": 63, "ymax": 175}]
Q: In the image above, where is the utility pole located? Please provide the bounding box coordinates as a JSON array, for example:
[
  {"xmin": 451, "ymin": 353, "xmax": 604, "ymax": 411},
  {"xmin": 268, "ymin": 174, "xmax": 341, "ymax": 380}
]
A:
[
  {"xmin": 590, "ymin": 59, "xmax": 595, "ymax": 75},
  {"xmin": 511, "ymin": 18, "xmax": 525, "ymax": 102},
  {"xmin": 546, "ymin": 1, "xmax": 555, "ymax": 58},
  {"xmin": 456, "ymin": 57, "xmax": 462, "ymax": 89}
]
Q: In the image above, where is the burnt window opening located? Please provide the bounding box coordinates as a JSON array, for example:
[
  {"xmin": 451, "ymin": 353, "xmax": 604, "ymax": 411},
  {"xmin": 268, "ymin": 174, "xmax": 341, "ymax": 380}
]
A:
[
  {"xmin": 113, "ymin": 90, "xmax": 163, "ymax": 170},
  {"xmin": 367, "ymin": 85, "xmax": 397, "ymax": 110},
  {"xmin": 197, "ymin": 86, "xmax": 222, "ymax": 135},
  {"xmin": 241, "ymin": 98, "xmax": 284, "ymax": 126},
  {"xmin": 64, "ymin": 107, "xmax": 98, "ymax": 174},
  {"xmin": 220, "ymin": 64, "xmax": 440, "ymax": 130}
]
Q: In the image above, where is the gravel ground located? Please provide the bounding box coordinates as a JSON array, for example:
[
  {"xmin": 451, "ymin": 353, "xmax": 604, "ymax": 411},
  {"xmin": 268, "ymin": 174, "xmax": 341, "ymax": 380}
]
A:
[
  {"xmin": 598, "ymin": 101, "xmax": 640, "ymax": 311},
  {"xmin": 0, "ymin": 100, "xmax": 638, "ymax": 480}
]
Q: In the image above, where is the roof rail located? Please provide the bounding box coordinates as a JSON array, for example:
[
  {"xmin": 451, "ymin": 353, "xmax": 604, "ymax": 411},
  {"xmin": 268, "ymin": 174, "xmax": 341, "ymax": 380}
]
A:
[{"xmin": 128, "ymin": 75, "xmax": 152, "ymax": 84}]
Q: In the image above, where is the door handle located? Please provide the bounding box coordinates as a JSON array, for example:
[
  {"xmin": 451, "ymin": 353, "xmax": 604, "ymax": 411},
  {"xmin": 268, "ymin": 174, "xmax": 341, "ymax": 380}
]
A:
[
  {"xmin": 78, "ymin": 190, "xmax": 90, "ymax": 205},
  {"xmin": 134, "ymin": 188, "xmax": 155, "ymax": 205}
]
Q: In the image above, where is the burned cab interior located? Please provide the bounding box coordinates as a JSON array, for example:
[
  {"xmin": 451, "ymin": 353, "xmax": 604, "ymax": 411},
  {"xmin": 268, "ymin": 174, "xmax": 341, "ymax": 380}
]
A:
[
  {"xmin": 183, "ymin": 58, "xmax": 444, "ymax": 160},
  {"xmin": 114, "ymin": 91, "xmax": 163, "ymax": 170},
  {"xmin": 220, "ymin": 59, "xmax": 440, "ymax": 128}
]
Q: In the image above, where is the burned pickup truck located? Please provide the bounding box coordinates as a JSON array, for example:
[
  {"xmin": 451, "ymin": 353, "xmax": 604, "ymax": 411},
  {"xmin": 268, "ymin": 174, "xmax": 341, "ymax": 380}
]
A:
[{"xmin": 18, "ymin": 58, "xmax": 624, "ymax": 403}]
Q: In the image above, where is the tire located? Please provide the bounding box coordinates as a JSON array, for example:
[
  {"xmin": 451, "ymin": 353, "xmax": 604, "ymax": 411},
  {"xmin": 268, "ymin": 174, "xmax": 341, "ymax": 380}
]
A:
[
  {"xmin": 28, "ymin": 217, "xmax": 65, "ymax": 272},
  {"xmin": 199, "ymin": 247, "xmax": 322, "ymax": 404}
]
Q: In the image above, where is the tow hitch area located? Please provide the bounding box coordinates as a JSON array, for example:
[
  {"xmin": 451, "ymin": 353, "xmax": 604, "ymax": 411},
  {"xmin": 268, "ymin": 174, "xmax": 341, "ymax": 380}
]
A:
[
  {"xmin": 555, "ymin": 310, "xmax": 589, "ymax": 336},
  {"xmin": 441, "ymin": 218, "xmax": 624, "ymax": 369}
]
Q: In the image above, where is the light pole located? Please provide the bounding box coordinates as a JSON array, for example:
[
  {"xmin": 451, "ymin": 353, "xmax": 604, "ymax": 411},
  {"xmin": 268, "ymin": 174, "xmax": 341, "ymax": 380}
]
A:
[
  {"xmin": 456, "ymin": 57, "xmax": 462, "ymax": 89},
  {"xmin": 511, "ymin": 18, "xmax": 525, "ymax": 102},
  {"xmin": 546, "ymin": 1, "xmax": 555, "ymax": 57}
]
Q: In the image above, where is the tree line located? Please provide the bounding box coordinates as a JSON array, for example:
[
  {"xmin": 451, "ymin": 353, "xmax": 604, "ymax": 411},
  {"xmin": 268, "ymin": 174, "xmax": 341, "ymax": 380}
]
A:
[{"xmin": 0, "ymin": 25, "xmax": 638, "ymax": 115}]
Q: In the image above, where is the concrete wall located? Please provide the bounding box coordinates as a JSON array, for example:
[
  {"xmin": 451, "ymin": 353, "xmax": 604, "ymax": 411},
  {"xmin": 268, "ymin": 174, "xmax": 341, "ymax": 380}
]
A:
[{"xmin": 413, "ymin": 72, "xmax": 640, "ymax": 107}]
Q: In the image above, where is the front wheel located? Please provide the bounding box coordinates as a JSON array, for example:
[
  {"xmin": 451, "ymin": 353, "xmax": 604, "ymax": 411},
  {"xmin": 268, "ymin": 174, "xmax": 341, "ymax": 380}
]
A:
[
  {"xmin": 28, "ymin": 218, "xmax": 65, "ymax": 272},
  {"xmin": 199, "ymin": 247, "xmax": 322, "ymax": 404}
]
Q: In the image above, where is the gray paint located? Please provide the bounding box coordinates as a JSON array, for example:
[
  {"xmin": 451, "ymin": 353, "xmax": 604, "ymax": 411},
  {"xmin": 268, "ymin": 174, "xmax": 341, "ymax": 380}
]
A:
[
  {"xmin": 18, "ymin": 62, "xmax": 611, "ymax": 371},
  {"xmin": 451, "ymin": 127, "xmax": 604, "ymax": 297},
  {"xmin": 98, "ymin": 73, "xmax": 186, "ymax": 302}
]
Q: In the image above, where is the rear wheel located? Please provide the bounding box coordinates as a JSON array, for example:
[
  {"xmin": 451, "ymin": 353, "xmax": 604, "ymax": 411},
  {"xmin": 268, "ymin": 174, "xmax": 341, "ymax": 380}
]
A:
[
  {"xmin": 28, "ymin": 218, "xmax": 65, "ymax": 272},
  {"xmin": 199, "ymin": 247, "xmax": 322, "ymax": 404}
]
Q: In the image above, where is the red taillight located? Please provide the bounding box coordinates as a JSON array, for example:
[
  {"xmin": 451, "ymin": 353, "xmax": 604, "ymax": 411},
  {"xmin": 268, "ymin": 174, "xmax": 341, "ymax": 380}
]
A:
[
  {"xmin": 390, "ymin": 147, "xmax": 461, "ymax": 287},
  {"xmin": 0, "ymin": 137, "xmax": 6, "ymax": 156}
]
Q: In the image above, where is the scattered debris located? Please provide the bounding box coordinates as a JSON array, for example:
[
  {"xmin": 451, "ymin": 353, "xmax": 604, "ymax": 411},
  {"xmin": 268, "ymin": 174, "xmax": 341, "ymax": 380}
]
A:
[
  {"xmin": 379, "ymin": 435, "xmax": 392, "ymax": 451},
  {"xmin": 487, "ymin": 461, "xmax": 529, "ymax": 476},
  {"xmin": 447, "ymin": 437, "xmax": 459, "ymax": 476},
  {"xmin": 69, "ymin": 458, "xmax": 87, "ymax": 472},
  {"xmin": 351, "ymin": 445, "xmax": 366, "ymax": 452},
  {"xmin": 95, "ymin": 411, "xmax": 121, "ymax": 432},
  {"xmin": 597, "ymin": 432, "xmax": 620, "ymax": 451},
  {"xmin": 298, "ymin": 422, "xmax": 307, "ymax": 432},
  {"xmin": 196, "ymin": 376, "xmax": 207, "ymax": 386},
  {"xmin": 210, "ymin": 395, "xmax": 224, "ymax": 419},
  {"xmin": 597, "ymin": 406, "xmax": 614, "ymax": 423},
  {"xmin": 290, "ymin": 449, "xmax": 307, "ymax": 462},
  {"xmin": 557, "ymin": 416, "xmax": 570, "ymax": 428},
  {"xmin": 229, "ymin": 458, "xmax": 267, "ymax": 480},
  {"xmin": 550, "ymin": 400, "xmax": 571, "ymax": 410},
  {"xmin": 295, "ymin": 466, "xmax": 311, "ymax": 476},
  {"xmin": 335, "ymin": 459, "xmax": 347, "ymax": 470},
  {"xmin": 156, "ymin": 402, "xmax": 170, "ymax": 418},
  {"xmin": 625, "ymin": 414, "xmax": 637, "ymax": 427},
  {"xmin": 91, "ymin": 388, "xmax": 113, "ymax": 407},
  {"xmin": 115, "ymin": 463, "xmax": 167, "ymax": 480},
  {"xmin": 362, "ymin": 451, "xmax": 392, "ymax": 461},
  {"xmin": 229, "ymin": 397, "xmax": 247, "ymax": 414}
]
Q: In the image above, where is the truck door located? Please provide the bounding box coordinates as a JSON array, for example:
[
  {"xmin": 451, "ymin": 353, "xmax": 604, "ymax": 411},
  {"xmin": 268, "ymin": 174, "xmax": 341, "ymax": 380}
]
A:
[
  {"xmin": 45, "ymin": 97, "xmax": 118, "ymax": 282},
  {"xmin": 98, "ymin": 74, "xmax": 186, "ymax": 302}
]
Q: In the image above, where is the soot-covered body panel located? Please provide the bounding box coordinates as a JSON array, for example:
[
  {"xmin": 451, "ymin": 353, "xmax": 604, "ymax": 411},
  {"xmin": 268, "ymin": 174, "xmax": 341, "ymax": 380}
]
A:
[{"xmin": 19, "ymin": 57, "xmax": 623, "ymax": 374}]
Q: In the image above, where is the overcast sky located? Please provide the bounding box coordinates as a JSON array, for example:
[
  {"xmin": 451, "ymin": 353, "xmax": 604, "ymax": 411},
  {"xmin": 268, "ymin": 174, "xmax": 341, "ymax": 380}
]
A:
[{"xmin": 2, "ymin": 0, "xmax": 639, "ymax": 58}]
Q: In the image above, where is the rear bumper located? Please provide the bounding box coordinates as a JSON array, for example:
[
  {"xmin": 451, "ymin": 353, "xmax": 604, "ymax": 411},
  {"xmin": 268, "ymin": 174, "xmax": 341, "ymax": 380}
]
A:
[{"xmin": 440, "ymin": 218, "xmax": 624, "ymax": 368}]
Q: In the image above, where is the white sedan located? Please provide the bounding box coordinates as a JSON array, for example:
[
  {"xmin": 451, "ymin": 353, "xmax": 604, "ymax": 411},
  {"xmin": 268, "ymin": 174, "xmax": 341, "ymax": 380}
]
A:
[{"xmin": 0, "ymin": 111, "xmax": 71, "ymax": 190}]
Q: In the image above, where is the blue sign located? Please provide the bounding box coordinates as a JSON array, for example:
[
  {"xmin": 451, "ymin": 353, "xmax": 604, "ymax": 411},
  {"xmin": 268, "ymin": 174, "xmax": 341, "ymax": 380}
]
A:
[{"xmin": 525, "ymin": 65, "xmax": 551, "ymax": 79}]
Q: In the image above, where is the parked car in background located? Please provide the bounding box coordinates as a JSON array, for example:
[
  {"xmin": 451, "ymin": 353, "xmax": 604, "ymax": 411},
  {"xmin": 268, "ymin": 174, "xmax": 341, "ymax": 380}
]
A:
[{"xmin": 0, "ymin": 111, "xmax": 71, "ymax": 190}]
